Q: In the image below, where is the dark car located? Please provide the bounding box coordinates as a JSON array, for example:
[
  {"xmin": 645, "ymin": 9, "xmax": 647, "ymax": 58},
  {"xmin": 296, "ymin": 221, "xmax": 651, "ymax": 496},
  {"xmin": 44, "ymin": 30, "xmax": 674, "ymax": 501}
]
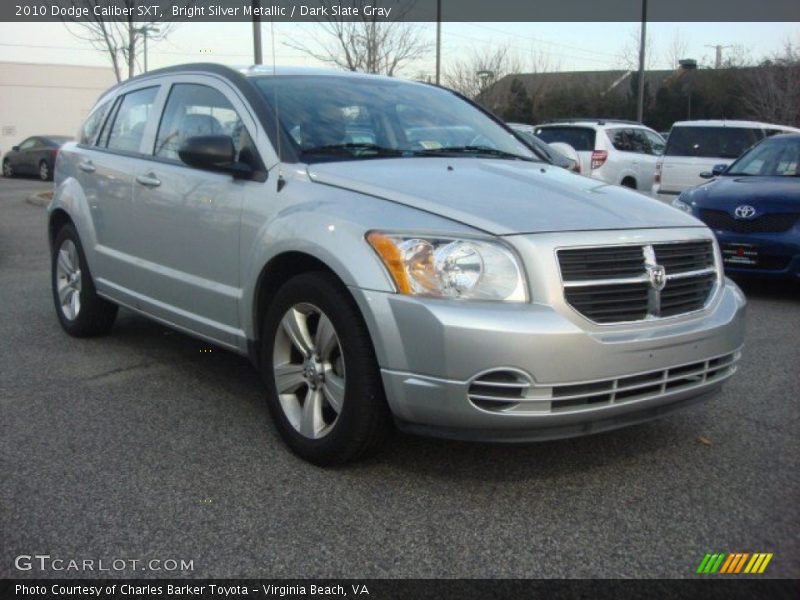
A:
[
  {"xmin": 2, "ymin": 135, "xmax": 73, "ymax": 181},
  {"xmin": 673, "ymin": 133, "xmax": 800, "ymax": 279}
]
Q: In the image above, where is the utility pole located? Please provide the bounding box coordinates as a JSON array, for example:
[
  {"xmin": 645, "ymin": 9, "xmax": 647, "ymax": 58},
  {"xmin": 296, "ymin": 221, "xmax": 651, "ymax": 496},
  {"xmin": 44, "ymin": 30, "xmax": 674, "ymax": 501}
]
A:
[
  {"xmin": 435, "ymin": 0, "xmax": 442, "ymax": 85},
  {"xmin": 252, "ymin": 0, "xmax": 263, "ymax": 65},
  {"xmin": 636, "ymin": 0, "xmax": 647, "ymax": 123},
  {"xmin": 705, "ymin": 44, "xmax": 732, "ymax": 68},
  {"xmin": 135, "ymin": 25, "xmax": 159, "ymax": 73}
]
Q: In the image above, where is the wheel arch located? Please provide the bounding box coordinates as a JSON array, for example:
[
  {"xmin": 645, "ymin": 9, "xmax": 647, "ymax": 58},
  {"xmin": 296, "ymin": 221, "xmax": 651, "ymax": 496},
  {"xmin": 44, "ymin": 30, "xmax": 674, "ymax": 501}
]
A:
[
  {"xmin": 48, "ymin": 208, "xmax": 74, "ymax": 251},
  {"xmin": 249, "ymin": 251, "xmax": 356, "ymax": 366}
]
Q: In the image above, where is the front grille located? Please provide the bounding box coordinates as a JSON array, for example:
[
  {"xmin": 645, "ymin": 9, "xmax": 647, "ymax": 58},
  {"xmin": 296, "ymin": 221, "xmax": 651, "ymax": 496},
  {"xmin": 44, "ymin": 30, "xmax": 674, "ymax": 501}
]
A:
[
  {"xmin": 558, "ymin": 240, "xmax": 717, "ymax": 323},
  {"xmin": 660, "ymin": 273, "xmax": 716, "ymax": 317},
  {"xmin": 468, "ymin": 353, "xmax": 740, "ymax": 414},
  {"xmin": 653, "ymin": 241, "xmax": 715, "ymax": 272},
  {"xmin": 565, "ymin": 282, "xmax": 649, "ymax": 323},
  {"xmin": 558, "ymin": 246, "xmax": 644, "ymax": 281},
  {"xmin": 700, "ymin": 209, "xmax": 799, "ymax": 233}
]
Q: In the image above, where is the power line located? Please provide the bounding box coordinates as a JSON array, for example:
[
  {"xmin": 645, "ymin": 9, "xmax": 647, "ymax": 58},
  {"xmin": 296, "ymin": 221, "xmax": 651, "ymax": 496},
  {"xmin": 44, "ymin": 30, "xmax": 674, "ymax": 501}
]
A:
[{"xmin": 461, "ymin": 22, "xmax": 621, "ymax": 59}]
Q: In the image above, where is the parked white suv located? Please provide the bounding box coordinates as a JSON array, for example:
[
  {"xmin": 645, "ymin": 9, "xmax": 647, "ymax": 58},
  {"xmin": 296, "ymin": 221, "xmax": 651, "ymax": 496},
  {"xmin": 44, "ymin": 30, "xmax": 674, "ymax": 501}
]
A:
[
  {"xmin": 534, "ymin": 120, "xmax": 666, "ymax": 192},
  {"xmin": 652, "ymin": 119, "xmax": 800, "ymax": 201}
]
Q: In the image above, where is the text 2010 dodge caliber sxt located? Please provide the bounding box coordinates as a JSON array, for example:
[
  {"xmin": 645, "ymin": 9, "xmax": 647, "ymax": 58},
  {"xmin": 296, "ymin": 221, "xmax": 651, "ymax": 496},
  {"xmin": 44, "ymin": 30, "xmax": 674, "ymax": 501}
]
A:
[{"xmin": 48, "ymin": 64, "xmax": 746, "ymax": 464}]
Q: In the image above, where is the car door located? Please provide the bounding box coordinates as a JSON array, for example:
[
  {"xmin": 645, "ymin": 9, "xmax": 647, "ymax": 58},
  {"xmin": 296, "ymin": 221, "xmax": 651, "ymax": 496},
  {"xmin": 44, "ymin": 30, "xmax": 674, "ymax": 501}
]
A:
[
  {"xmin": 75, "ymin": 85, "xmax": 163, "ymax": 297},
  {"xmin": 128, "ymin": 77, "xmax": 268, "ymax": 347},
  {"xmin": 607, "ymin": 128, "xmax": 639, "ymax": 186},
  {"xmin": 629, "ymin": 129, "xmax": 662, "ymax": 190},
  {"xmin": 14, "ymin": 137, "xmax": 39, "ymax": 174}
]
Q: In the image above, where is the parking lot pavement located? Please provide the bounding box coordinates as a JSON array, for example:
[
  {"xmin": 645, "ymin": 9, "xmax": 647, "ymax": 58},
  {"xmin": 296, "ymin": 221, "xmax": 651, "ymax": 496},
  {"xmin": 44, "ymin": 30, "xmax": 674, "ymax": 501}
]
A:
[{"xmin": 0, "ymin": 177, "xmax": 798, "ymax": 580}]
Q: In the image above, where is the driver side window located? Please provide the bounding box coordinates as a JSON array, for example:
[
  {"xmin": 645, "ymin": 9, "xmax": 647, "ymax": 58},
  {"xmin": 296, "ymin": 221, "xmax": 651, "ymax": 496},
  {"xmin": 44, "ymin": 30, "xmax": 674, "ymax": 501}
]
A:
[{"xmin": 154, "ymin": 83, "xmax": 262, "ymax": 171}]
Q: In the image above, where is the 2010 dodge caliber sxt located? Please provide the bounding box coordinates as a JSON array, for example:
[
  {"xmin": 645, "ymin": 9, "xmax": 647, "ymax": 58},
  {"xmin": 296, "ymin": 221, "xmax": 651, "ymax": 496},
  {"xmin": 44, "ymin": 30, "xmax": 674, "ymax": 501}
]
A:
[{"xmin": 49, "ymin": 64, "xmax": 746, "ymax": 465}]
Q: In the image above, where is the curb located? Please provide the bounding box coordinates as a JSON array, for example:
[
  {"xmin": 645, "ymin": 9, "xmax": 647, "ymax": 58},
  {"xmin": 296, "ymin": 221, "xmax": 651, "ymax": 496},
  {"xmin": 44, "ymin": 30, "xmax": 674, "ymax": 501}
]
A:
[{"xmin": 26, "ymin": 191, "xmax": 53, "ymax": 208}]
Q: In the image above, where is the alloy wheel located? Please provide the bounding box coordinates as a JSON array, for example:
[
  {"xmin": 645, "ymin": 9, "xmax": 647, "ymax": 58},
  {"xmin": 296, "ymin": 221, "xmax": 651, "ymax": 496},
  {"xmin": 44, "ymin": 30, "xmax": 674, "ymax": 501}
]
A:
[
  {"xmin": 40, "ymin": 162, "xmax": 49, "ymax": 181},
  {"xmin": 272, "ymin": 303, "xmax": 346, "ymax": 439},
  {"xmin": 55, "ymin": 239, "xmax": 82, "ymax": 320}
]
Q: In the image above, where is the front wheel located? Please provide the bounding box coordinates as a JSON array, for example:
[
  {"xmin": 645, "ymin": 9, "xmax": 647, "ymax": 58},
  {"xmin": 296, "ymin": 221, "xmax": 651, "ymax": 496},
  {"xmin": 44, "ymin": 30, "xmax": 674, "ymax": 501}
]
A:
[
  {"xmin": 261, "ymin": 272, "xmax": 391, "ymax": 465},
  {"xmin": 2, "ymin": 160, "xmax": 12, "ymax": 178},
  {"xmin": 39, "ymin": 160, "xmax": 51, "ymax": 181},
  {"xmin": 51, "ymin": 224, "xmax": 118, "ymax": 337}
]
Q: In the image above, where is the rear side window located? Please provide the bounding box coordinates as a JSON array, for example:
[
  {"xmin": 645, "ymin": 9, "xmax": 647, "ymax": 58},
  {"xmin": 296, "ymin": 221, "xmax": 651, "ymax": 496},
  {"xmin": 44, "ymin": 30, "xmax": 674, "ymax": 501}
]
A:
[
  {"xmin": 79, "ymin": 101, "xmax": 111, "ymax": 146},
  {"xmin": 665, "ymin": 126, "xmax": 762, "ymax": 159},
  {"xmin": 103, "ymin": 87, "xmax": 159, "ymax": 153},
  {"xmin": 535, "ymin": 127, "xmax": 596, "ymax": 151}
]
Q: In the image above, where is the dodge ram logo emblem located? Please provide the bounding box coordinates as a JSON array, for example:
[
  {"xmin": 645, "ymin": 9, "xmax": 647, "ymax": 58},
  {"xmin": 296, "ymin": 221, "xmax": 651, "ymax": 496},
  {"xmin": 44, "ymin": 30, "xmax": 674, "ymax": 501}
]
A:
[
  {"xmin": 647, "ymin": 264, "xmax": 667, "ymax": 292},
  {"xmin": 734, "ymin": 205, "xmax": 756, "ymax": 219}
]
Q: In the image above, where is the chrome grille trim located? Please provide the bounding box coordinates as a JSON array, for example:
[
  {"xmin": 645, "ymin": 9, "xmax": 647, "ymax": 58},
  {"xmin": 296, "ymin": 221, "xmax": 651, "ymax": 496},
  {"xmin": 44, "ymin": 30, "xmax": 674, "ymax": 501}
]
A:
[
  {"xmin": 557, "ymin": 240, "xmax": 718, "ymax": 323},
  {"xmin": 467, "ymin": 352, "xmax": 740, "ymax": 415}
]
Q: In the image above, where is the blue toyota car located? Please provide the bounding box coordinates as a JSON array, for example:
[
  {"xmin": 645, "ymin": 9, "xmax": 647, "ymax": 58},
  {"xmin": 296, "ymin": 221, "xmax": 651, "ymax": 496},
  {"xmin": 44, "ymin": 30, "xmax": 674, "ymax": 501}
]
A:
[{"xmin": 672, "ymin": 133, "xmax": 800, "ymax": 279}]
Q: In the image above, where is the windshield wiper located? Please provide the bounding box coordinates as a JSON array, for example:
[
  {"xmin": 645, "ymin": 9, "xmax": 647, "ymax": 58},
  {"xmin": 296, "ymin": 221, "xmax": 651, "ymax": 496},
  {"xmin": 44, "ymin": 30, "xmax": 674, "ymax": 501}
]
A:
[
  {"xmin": 301, "ymin": 143, "xmax": 403, "ymax": 157},
  {"xmin": 411, "ymin": 146, "xmax": 534, "ymax": 161}
]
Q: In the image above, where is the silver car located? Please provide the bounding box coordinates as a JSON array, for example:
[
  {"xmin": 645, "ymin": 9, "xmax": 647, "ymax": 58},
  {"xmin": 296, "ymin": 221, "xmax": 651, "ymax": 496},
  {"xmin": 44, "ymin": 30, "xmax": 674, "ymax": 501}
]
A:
[{"xmin": 49, "ymin": 65, "xmax": 746, "ymax": 465}]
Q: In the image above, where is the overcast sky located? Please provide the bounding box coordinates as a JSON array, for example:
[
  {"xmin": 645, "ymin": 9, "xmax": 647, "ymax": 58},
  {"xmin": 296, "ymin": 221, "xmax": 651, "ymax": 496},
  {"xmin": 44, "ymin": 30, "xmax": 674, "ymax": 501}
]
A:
[{"xmin": 0, "ymin": 21, "xmax": 797, "ymax": 78}]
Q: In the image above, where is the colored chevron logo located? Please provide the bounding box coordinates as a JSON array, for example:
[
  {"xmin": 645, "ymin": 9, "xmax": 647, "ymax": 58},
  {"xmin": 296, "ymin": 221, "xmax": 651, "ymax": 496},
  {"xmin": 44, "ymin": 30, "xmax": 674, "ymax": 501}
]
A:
[{"xmin": 696, "ymin": 552, "xmax": 773, "ymax": 574}]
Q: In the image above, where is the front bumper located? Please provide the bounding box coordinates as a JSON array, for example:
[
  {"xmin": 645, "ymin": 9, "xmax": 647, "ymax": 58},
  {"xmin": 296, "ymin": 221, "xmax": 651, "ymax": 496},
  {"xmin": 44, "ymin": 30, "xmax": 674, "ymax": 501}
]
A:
[{"xmin": 352, "ymin": 277, "xmax": 746, "ymax": 442}]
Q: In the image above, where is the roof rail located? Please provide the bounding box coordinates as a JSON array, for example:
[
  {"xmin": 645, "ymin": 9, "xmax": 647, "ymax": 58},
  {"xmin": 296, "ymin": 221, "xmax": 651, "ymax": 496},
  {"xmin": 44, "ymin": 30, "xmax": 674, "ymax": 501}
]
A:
[{"xmin": 540, "ymin": 118, "xmax": 644, "ymax": 126}]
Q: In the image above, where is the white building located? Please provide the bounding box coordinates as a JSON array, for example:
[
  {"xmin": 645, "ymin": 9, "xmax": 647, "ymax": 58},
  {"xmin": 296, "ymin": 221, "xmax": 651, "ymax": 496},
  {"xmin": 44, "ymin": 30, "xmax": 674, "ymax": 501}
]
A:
[{"xmin": 0, "ymin": 61, "xmax": 116, "ymax": 154}]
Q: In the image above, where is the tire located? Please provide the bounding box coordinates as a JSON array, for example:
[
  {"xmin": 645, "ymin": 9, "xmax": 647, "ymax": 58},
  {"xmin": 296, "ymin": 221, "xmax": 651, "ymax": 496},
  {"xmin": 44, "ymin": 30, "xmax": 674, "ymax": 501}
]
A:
[
  {"xmin": 621, "ymin": 178, "xmax": 637, "ymax": 189},
  {"xmin": 39, "ymin": 160, "xmax": 51, "ymax": 181},
  {"xmin": 261, "ymin": 272, "xmax": 392, "ymax": 465},
  {"xmin": 2, "ymin": 160, "xmax": 12, "ymax": 178},
  {"xmin": 51, "ymin": 224, "xmax": 118, "ymax": 337}
]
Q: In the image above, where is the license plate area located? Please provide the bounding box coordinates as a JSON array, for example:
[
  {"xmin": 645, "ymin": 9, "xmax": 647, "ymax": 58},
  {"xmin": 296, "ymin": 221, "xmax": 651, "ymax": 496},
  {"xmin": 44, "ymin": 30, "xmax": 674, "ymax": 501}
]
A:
[{"xmin": 722, "ymin": 243, "xmax": 758, "ymax": 266}]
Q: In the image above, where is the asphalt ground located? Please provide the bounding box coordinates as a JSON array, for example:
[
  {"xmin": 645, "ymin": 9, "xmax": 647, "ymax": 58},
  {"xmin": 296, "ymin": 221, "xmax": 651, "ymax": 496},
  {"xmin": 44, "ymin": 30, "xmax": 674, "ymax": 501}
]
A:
[{"xmin": 1, "ymin": 176, "xmax": 798, "ymax": 579}]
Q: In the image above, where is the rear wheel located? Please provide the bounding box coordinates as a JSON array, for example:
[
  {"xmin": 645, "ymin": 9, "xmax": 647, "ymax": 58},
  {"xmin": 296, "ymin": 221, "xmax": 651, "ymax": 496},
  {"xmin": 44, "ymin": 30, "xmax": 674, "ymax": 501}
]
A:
[
  {"xmin": 51, "ymin": 224, "xmax": 118, "ymax": 337},
  {"xmin": 261, "ymin": 272, "xmax": 391, "ymax": 465},
  {"xmin": 2, "ymin": 160, "xmax": 12, "ymax": 178},
  {"xmin": 621, "ymin": 177, "xmax": 637, "ymax": 189},
  {"xmin": 39, "ymin": 160, "xmax": 51, "ymax": 181}
]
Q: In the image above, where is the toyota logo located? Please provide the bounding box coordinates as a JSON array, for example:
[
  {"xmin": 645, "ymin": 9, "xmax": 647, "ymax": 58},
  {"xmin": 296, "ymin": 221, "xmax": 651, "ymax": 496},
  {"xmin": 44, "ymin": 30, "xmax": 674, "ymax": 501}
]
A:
[{"xmin": 734, "ymin": 205, "xmax": 756, "ymax": 219}]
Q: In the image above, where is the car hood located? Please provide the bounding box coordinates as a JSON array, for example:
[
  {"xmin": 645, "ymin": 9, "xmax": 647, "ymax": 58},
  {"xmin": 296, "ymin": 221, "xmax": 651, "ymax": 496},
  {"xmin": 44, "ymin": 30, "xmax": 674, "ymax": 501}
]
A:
[
  {"xmin": 687, "ymin": 176, "xmax": 800, "ymax": 213},
  {"xmin": 306, "ymin": 158, "xmax": 701, "ymax": 235}
]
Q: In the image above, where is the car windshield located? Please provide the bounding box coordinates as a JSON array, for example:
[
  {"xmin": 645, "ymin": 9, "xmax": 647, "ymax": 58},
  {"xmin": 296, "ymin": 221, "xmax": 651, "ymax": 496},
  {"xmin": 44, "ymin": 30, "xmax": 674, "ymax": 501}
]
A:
[
  {"xmin": 252, "ymin": 75, "xmax": 535, "ymax": 163},
  {"xmin": 726, "ymin": 137, "xmax": 800, "ymax": 176}
]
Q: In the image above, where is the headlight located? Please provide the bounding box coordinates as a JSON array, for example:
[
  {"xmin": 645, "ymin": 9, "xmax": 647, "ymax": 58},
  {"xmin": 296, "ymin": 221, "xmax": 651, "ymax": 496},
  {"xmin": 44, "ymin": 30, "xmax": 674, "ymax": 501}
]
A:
[
  {"xmin": 672, "ymin": 196, "xmax": 692, "ymax": 213},
  {"xmin": 366, "ymin": 232, "xmax": 528, "ymax": 302}
]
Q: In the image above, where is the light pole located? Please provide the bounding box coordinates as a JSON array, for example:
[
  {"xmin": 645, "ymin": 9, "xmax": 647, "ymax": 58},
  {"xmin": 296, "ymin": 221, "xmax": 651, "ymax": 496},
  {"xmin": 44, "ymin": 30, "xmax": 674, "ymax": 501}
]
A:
[
  {"xmin": 252, "ymin": 0, "xmax": 263, "ymax": 65},
  {"xmin": 636, "ymin": 0, "xmax": 647, "ymax": 123},
  {"xmin": 435, "ymin": 0, "xmax": 442, "ymax": 85},
  {"xmin": 135, "ymin": 25, "xmax": 159, "ymax": 73}
]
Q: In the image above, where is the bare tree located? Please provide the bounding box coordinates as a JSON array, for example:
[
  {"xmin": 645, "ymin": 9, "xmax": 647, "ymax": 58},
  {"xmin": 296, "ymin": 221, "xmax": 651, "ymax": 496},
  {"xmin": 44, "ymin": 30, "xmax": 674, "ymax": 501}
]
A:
[
  {"xmin": 664, "ymin": 29, "xmax": 689, "ymax": 69},
  {"xmin": 443, "ymin": 45, "xmax": 524, "ymax": 101},
  {"xmin": 741, "ymin": 41, "xmax": 800, "ymax": 126},
  {"xmin": 617, "ymin": 26, "xmax": 655, "ymax": 71},
  {"xmin": 284, "ymin": 1, "xmax": 431, "ymax": 76},
  {"xmin": 58, "ymin": 1, "xmax": 186, "ymax": 82}
]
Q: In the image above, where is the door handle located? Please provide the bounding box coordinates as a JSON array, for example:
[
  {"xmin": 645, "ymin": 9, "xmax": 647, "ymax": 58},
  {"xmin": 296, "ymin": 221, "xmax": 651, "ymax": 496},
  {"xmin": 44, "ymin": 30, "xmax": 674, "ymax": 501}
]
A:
[
  {"xmin": 78, "ymin": 160, "xmax": 95, "ymax": 173},
  {"xmin": 136, "ymin": 173, "xmax": 161, "ymax": 188}
]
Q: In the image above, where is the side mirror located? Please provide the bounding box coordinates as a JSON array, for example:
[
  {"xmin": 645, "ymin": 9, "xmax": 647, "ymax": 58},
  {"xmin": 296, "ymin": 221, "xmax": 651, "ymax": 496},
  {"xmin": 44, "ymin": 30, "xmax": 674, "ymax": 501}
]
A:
[
  {"xmin": 701, "ymin": 163, "xmax": 729, "ymax": 178},
  {"xmin": 11, "ymin": 145, "xmax": 19, "ymax": 152},
  {"xmin": 178, "ymin": 135, "xmax": 253, "ymax": 179}
]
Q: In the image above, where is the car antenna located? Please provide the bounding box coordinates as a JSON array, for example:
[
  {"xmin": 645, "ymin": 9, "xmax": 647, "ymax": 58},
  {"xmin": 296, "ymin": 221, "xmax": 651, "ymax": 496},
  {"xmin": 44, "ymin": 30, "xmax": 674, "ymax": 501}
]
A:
[{"xmin": 270, "ymin": 19, "xmax": 286, "ymax": 191}]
